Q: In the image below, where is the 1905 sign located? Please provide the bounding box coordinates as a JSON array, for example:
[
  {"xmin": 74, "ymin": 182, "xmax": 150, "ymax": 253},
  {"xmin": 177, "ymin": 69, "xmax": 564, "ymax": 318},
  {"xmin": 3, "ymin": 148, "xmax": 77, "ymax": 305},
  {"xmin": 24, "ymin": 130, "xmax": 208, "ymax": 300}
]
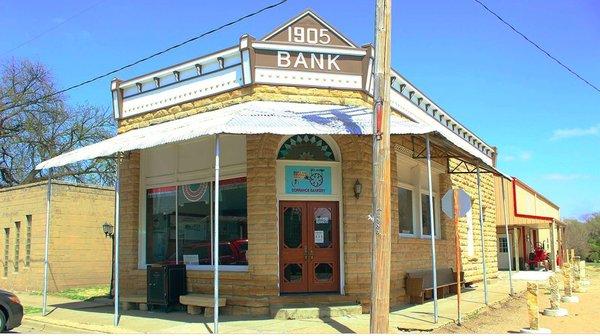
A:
[
  {"xmin": 254, "ymin": 12, "xmax": 365, "ymax": 75},
  {"xmin": 287, "ymin": 26, "xmax": 332, "ymax": 45}
]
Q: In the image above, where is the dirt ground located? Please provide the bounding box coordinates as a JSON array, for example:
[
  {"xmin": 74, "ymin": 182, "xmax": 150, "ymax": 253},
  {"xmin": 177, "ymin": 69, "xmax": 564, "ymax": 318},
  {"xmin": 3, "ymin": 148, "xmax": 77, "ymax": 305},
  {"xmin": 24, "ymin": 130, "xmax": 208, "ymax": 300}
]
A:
[{"xmin": 436, "ymin": 265, "xmax": 600, "ymax": 334}]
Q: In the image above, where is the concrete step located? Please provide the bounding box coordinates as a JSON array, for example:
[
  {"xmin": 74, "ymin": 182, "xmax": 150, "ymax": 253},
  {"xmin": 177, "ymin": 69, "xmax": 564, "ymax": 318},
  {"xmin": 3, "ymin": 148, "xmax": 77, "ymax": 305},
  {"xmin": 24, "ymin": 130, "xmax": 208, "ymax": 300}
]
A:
[
  {"xmin": 269, "ymin": 294, "xmax": 358, "ymax": 305},
  {"xmin": 270, "ymin": 302, "xmax": 362, "ymax": 320}
]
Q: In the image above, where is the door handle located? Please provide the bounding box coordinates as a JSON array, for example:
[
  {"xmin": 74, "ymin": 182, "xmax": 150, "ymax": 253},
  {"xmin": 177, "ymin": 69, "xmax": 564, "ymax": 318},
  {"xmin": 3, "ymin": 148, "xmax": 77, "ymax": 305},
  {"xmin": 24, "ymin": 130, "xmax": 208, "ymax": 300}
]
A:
[
  {"xmin": 309, "ymin": 250, "xmax": 314, "ymax": 260},
  {"xmin": 304, "ymin": 246, "xmax": 309, "ymax": 261}
]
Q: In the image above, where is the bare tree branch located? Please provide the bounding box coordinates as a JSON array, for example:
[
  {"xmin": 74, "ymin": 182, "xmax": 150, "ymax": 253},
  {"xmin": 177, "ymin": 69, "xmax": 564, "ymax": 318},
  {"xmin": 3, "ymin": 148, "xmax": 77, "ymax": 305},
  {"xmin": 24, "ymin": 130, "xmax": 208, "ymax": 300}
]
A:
[{"xmin": 0, "ymin": 58, "xmax": 116, "ymax": 188}]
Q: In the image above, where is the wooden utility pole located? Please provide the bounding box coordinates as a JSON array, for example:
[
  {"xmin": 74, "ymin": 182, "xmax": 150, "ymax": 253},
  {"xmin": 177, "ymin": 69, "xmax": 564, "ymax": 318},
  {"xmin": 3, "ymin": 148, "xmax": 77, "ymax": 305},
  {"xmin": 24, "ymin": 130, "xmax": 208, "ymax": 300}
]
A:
[{"xmin": 370, "ymin": 0, "xmax": 392, "ymax": 333}]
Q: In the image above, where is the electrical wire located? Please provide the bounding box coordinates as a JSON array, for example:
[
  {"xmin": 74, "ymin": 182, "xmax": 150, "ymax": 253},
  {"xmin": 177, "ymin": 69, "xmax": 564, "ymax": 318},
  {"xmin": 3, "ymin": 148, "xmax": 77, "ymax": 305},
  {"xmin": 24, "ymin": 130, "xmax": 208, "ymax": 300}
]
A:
[
  {"xmin": 0, "ymin": 0, "xmax": 288, "ymax": 113},
  {"xmin": 1, "ymin": 0, "xmax": 107, "ymax": 56},
  {"xmin": 472, "ymin": 0, "xmax": 600, "ymax": 94}
]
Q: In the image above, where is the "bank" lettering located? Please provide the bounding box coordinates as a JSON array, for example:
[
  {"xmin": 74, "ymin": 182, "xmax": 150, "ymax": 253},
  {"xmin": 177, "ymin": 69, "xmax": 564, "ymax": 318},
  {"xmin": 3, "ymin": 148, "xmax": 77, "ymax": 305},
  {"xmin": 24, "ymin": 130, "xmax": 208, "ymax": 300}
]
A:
[{"xmin": 277, "ymin": 51, "xmax": 340, "ymax": 71}]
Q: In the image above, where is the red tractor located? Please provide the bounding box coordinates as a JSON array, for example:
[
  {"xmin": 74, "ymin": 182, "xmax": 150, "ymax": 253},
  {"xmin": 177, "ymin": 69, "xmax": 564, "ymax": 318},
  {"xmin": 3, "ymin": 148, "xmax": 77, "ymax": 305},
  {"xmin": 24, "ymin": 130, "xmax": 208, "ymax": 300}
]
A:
[{"xmin": 527, "ymin": 243, "xmax": 549, "ymax": 271}]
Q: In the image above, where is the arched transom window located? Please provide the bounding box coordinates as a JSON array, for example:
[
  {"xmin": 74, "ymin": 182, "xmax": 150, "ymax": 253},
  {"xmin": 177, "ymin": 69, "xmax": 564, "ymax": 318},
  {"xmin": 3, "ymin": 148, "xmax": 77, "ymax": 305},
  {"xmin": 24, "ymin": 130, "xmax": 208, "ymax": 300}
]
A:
[{"xmin": 277, "ymin": 134, "xmax": 336, "ymax": 161}]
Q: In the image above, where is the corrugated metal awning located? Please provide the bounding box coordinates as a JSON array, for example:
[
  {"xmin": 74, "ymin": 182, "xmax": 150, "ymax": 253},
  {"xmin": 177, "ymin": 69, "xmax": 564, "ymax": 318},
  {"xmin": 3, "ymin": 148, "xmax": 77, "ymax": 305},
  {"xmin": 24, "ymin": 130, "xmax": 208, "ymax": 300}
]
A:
[{"xmin": 36, "ymin": 101, "xmax": 435, "ymax": 170}]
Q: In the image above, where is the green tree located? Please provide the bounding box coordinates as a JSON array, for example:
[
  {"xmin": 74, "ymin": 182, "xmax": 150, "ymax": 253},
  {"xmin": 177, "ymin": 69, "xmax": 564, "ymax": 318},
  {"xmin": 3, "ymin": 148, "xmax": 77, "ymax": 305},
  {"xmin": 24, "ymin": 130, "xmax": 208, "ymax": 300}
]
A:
[
  {"xmin": 585, "ymin": 213, "xmax": 600, "ymax": 262},
  {"xmin": 565, "ymin": 218, "xmax": 590, "ymax": 258}
]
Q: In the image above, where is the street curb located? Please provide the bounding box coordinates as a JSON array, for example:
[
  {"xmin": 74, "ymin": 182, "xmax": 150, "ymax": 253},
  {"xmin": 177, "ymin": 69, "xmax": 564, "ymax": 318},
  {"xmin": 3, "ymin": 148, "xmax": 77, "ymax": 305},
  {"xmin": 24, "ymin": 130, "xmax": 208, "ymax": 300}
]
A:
[{"xmin": 24, "ymin": 315, "xmax": 135, "ymax": 334}]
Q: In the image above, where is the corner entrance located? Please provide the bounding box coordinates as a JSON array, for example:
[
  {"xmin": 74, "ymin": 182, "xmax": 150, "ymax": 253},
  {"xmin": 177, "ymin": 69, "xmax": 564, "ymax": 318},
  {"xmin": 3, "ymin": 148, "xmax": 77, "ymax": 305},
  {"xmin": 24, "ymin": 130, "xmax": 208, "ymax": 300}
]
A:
[{"xmin": 279, "ymin": 201, "xmax": 340, "ymax": 293}]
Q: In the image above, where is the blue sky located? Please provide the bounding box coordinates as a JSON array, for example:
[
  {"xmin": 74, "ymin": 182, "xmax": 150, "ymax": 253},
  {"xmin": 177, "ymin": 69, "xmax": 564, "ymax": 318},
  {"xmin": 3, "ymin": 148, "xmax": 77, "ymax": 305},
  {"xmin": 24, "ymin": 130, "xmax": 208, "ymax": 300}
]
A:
[{"xmin": 1, "ymin": 0, "xmax": 598, "ymax": 219}]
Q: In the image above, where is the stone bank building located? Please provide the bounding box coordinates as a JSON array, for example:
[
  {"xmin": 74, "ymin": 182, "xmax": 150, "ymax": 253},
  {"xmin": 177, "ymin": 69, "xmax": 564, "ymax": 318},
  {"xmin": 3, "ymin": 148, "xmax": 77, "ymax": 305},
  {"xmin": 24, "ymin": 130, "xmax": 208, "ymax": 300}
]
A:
[{"xmin": 38, "ymin": 11, "xmax": 502, "ymax": 314}]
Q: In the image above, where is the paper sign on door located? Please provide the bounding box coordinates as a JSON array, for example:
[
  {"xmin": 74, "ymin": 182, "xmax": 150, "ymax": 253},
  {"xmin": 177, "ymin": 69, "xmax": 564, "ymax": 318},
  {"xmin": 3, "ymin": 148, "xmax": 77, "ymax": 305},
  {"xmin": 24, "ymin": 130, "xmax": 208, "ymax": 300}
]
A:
[{"xmin": 314, "ymin": 230, "xmax": 324, "ymax": 244}]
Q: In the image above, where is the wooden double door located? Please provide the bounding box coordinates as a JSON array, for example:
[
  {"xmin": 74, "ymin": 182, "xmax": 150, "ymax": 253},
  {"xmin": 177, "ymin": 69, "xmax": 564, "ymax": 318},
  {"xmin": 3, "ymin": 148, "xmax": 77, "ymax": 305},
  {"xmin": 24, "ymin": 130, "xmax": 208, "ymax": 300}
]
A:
[{"xmin": 279, "ymin": 201, "xmax": 340, "ymax": 293}]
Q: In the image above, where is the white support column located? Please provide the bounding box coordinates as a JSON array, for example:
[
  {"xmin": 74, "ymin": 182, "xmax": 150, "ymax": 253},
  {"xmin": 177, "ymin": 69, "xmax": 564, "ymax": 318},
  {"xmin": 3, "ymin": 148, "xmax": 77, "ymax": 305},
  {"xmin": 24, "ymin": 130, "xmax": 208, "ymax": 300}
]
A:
[
  {"xmin": 425, "ymin": 135, "xmax": 439, "ymax": 323},
  {"xmin": 476, "ymin": 166, "xmax": 489, "ymax": 305},
  {"xmin": 501, "ymin": 179, "xmax": 514, "ymax": 295},
  {"xmin": 114, "ymin": 155, "xmax": 121, "ymax": 326},
  {"xmin": 42, "ymin": 169, "xmax": 53, "ymax": 316},
  {"xmin": 213, "ymin": 134, "xmax": 221, "ymax": 334}
]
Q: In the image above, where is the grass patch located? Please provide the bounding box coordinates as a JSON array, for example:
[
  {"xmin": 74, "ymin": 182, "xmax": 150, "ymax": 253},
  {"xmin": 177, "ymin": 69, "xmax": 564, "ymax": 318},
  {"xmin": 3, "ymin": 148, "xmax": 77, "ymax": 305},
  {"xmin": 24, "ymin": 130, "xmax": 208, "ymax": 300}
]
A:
[
  {"xmin": 55, "ymin": 285, "xmax": 110, "ymax": 301},
  {"xmin": 30, "ymin": 285, "xmax": 110, "ymax": 301},
  {"xmin": 23, "ymin": 306, "xmax": 43, "ymax": 315}
]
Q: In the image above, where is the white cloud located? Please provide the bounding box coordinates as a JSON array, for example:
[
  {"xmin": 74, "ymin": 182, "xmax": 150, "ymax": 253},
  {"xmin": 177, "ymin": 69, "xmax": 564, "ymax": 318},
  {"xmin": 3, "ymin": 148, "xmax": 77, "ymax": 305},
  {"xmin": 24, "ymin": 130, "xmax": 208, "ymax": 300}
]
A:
[
  {"xmin": 542, "ymin": 173, "xmax": 590, "ymax": 181},
  {"xmin": 501, "ymin": 150, "xmax": 532, "ymax": 162},
  {"xmin": 551, "ymin": 124, "xmax": 600, "ymax": 140}
]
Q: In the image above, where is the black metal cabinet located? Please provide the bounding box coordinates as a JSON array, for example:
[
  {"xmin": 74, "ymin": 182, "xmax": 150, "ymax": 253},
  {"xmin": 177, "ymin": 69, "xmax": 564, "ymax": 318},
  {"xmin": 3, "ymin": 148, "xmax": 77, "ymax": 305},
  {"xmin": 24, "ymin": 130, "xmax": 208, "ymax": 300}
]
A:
[{"xmin": 147, "ymin": 264, "xmax": 187, "ymax": 311}]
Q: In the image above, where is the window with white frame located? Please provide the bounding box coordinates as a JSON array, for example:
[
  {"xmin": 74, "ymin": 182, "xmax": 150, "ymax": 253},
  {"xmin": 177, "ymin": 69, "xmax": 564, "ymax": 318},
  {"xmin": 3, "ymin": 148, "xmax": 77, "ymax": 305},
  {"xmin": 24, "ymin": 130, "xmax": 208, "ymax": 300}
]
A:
[
  {"xmin": 420, "ymin": 193, "xmax": 438, "ymax": 237},
  {"xmin": 398, "ymin": 187, "xmax": 414, "ymax": 235},
  {"xmin": 397, "ymin": 153, "xmax": 442, "ymax": 238},
  {"xmin": 141, "ymin": 135, "xmax": 248, "ymax": 270}
]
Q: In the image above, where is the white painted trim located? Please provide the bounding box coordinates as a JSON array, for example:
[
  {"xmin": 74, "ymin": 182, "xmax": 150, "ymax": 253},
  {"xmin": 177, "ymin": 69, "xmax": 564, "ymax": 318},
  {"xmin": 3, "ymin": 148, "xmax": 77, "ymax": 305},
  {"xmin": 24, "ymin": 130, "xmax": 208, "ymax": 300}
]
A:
[
  {"xmin": 121, "ymin": 65, "xmax": 243, "ymax": 118},
  {"xmin": 365, "ymin": 57, "xmax": 373, "ymax": 91},
  {"xmin": 137, "ymin": 265, "xmax": 249, "ymax": 272},
  {"xmin": 397, "ymin": 182, "xmax": 418, "ymax": 237},
  {"xmin": 389, "ymin": 70, "xmax": 494, "ymax": 160},
  {"xmin": 419, "ymin": 189, "xmax": 442, "ymax": 240},
  {"xmin": 255, "ymin": 68, "xmax": 362, "ymax": 89},
  {"xmin": 120, "ymin": 47, "xmax": 239, "ymax": 88},
  {"xmin": 241, "ymin": 50, "xmax": 252, "ymax": 85},
  {"xmin": 390, "ymin": 89, "xmax": 493, "ymax": 166},
  {"xmin": 253, "ymin": 42, "xmax": 366, "ymax": 56}
]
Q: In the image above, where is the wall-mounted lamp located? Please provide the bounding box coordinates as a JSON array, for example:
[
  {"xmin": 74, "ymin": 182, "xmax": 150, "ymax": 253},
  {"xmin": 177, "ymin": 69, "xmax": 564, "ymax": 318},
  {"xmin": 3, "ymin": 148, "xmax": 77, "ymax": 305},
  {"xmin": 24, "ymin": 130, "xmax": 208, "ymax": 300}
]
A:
[
  {"xmin": 102, "ymin": 222, "xmax": 114, "ymax": 238},
  {"xmin": 353, "ymin": 179, "xmax": 362, "ymax": 199}
]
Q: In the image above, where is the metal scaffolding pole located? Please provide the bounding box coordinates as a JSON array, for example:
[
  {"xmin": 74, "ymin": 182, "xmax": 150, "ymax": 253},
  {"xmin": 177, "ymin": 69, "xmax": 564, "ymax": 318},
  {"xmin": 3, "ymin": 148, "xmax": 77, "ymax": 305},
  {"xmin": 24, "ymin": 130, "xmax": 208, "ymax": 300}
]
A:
[
  {"xmin": 42, "ymin": 169, "xmax": 53, "ymax": 316},
  {"xmin": 425, "ymin": 135, "xmax": 439, "ymax": 322},
  {"xmin": 476, "ymin": 166, "xmax": 489, "ymax": 305},
  {"xmin": 113, "ymin": 156, "xmax": 121, "ymax": 326},
  {"xmin": 213, "ymin": 134, "xmax": 221, "ymax": 334},
  {"xmin": 500, "ymin": 179, "xmax": 514, "ymax": 295}
]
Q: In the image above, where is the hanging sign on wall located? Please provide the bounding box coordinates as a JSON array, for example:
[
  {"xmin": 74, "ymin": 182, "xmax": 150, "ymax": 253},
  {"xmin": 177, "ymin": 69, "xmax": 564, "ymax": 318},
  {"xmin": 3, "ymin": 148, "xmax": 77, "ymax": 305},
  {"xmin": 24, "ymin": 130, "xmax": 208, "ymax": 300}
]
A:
[{"xmin": 285, "ymin": 165, "xmax": 332, "ymax": 195}]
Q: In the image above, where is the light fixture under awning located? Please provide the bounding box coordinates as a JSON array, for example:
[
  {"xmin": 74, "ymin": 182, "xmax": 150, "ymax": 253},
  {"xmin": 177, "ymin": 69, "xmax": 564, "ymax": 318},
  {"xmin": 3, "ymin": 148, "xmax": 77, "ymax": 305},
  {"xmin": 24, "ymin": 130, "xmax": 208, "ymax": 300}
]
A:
[{"xmin": 36, "ymin": 101, "xmax": 435, "ymax": 170}]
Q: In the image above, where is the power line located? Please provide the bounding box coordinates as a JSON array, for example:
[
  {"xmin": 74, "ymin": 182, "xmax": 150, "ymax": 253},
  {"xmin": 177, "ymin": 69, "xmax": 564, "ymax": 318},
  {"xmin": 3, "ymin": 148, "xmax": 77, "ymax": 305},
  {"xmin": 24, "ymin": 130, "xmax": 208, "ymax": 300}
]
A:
[
  {"xmin": 0, "ymin": 0, "xmax": 288, "ymax": 113},
  {"xmin": 472, "ymin": 0, "xmax": 600, "ymax": 94},
  {"xmin": 1, "ymin": 0, "xmax": 107, "ymax": 55}
]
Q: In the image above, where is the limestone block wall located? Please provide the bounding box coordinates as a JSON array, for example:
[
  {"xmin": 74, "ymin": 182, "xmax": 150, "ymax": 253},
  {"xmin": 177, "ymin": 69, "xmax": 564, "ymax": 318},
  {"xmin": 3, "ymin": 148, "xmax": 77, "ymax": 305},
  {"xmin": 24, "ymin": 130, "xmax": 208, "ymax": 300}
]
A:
[
  {"xmin": 335, "ymin": 135, "xmax": 458, "ymax": 309},
  {"xmin": 117, "ymin": 85, "xmax": 374, "ymax": 133},
  {"xmin": 448, "ymin": 161, "xmax": 499, "ymax": 283},
  {"xmin": 0, "ymin": 182, "xmax": 114, "ymax": 292}
]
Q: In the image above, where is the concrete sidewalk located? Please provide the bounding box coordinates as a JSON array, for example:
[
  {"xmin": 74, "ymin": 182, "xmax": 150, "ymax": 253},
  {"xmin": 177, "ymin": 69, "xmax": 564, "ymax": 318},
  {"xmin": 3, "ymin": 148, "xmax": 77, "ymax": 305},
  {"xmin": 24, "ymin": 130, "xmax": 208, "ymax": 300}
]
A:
[{"xmin": 18, "ymin": 274, "xmax": 532, "ymax": 334}]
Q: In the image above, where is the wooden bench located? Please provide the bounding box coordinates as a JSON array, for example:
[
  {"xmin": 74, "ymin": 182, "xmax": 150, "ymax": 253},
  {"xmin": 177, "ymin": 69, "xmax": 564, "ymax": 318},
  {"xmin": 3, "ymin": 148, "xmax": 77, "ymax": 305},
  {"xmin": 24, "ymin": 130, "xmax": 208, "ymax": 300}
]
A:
[
  {"xmin": 120, "ymin": 295, "xmax": 149, "ymax": 311},
  {"xmin": 180, "ymin": 294, "xmax": 226, "ymax": 316},
  {"xmin": 405, "ymin": 268, "xmax": 465, "ymax": 304}
]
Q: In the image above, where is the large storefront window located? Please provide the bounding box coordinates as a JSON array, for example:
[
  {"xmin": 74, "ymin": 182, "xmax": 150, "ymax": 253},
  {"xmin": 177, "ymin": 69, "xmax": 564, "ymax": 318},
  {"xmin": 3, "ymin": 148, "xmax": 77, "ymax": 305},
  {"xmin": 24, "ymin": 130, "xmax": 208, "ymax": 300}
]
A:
[
  {"xmin": 146, "ymin": 187, "xmax": 176, "ymax": 264},
  {"xmin": 177, "ymin": 183, "xmax": 211, "ymax": 265},
  {"xmin": 145, "ymin": 178, "xmax": 248, "ymax": 268}
]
